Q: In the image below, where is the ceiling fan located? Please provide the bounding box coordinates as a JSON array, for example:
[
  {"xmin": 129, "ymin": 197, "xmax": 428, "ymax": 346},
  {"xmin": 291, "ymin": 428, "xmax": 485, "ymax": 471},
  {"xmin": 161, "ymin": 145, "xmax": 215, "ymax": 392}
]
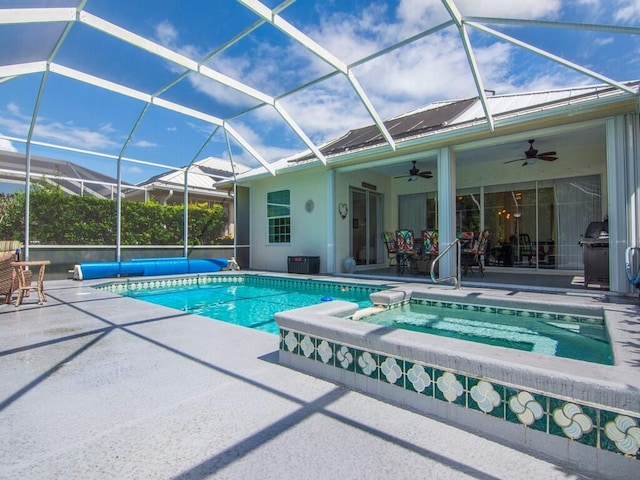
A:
[
  {"xmin": 503, "ymin": 139, "xmax": 558, "ymax": 166},
  {"xmin": 394, "ymin": 160, "xmax": 433, "ymax": 181}
]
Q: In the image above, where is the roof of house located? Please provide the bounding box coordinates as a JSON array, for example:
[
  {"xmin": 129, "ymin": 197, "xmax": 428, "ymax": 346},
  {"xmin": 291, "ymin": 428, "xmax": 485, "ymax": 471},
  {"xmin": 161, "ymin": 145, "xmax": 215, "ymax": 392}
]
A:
[
  {"xmin": 135, "ymin": 156, "xmax": 252, "ymax": 194},
  {"xmin": 237, "ymin": 81, "xmax": 637, "ymax": 179},
  {"xmin": 0, "ymin": 150, "xmax": 126, "ymax": 198},
  {"xmin": 314, "ymin": 97, "xmax": 478, "ymax": 158}
]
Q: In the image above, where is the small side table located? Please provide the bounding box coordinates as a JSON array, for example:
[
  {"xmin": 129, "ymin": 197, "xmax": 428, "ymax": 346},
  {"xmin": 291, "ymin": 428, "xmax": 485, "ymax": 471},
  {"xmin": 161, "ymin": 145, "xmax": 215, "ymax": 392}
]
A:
[{"xmin": 11, "ymin": 260, "xmax": 50, "ymax": 307}]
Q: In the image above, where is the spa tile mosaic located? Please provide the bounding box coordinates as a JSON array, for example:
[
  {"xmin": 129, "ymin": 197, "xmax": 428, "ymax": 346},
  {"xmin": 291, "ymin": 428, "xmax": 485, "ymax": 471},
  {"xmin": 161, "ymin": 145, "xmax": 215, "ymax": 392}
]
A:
[
  {"xmin": 355, "ymin": 350, "xmax": 379, "ymax": 379},
  {"xmin": 467, "ymin": 378, "xmax": 505, "ymax": 419},
  {"xmin": 505, "ymin": 388, "xmax": 548, "ymax": 432},
  {"xmin": 281, "ymin": 327, "xmax": 640, "ymax": 460},
  {"xmin": 404, "ymin": 361, "xmax": 433, "ymax": 396}
]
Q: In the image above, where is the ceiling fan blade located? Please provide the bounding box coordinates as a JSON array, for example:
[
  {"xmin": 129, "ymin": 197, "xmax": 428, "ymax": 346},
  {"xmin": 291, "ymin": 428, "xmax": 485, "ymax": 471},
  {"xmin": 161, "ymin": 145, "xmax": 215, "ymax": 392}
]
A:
[
  {"xmin": 393, "ymin": 174, "xmax": 409, "ymax": 179},
  {"xmin": 537, "ymin": 155, "xmax": 558, "ymax": 161},
  {"xmin": 537, "ymin": 151, "xmax": 556, "ymax": 157},
  {"xmin": 419, "ymin": 171, "xmax": 433, "ymax": 179},
  {"xmin": 503, "ymin": 158, "xmax": 525, "ymax": 164}
]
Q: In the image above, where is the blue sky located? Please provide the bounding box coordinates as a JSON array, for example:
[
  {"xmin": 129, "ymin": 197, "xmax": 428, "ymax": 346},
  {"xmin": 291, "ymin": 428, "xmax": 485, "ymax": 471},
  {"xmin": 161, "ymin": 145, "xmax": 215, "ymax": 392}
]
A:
[{"xmin": 0, "ymin": 0, "xmax": 639, "ymax": 185}]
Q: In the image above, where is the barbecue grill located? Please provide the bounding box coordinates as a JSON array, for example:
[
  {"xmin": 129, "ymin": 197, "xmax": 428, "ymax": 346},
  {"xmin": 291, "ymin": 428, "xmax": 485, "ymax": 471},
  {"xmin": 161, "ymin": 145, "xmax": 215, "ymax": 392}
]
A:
[{"xmin": 580, "ymin": 220, "xmax": 609, "ymax": 287}]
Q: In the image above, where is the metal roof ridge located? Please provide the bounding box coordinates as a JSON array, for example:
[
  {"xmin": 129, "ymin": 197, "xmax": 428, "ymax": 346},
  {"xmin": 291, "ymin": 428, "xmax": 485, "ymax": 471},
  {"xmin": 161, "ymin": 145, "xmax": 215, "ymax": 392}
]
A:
[{"xmin": 484, "ymin": 80, "xmax": 639, "ymax": 100}]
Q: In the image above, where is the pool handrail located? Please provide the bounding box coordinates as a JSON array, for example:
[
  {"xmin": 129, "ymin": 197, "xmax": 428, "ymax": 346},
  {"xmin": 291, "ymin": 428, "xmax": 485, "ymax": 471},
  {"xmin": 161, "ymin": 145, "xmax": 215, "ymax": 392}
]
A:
[
  {"xmin": 430, "ymin": 237, "xmax": 461, "ymax": 289},
  {"xmin": 625, "ymin": 246, "xmax": 640, "ymax": 288}
]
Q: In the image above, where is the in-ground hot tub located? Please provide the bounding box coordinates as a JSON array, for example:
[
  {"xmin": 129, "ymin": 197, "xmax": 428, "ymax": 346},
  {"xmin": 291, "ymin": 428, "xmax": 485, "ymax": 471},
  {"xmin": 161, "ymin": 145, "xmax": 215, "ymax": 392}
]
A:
[{"xmin": 275, "ymin": 284, "xmax": 640, "ymax": 480}]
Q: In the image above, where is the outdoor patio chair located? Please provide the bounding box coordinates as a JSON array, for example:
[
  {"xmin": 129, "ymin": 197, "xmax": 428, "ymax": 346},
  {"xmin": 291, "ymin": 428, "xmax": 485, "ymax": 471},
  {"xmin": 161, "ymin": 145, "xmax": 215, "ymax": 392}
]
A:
[
  {"xmin": 0, "ymin": 250, "xmax": 32, "ymax": 304},
  {"xmin": 462, "ymin": 230, "xmax": 490, "ymax": 277},
  {"xmin": 420, "ymin": 229, "xmax": 439, "ymax": 258},
  {"xmin": 382, "ymin": 231, "xmax": 397, "ymax": 271},
  {"xmin": 414, "ymin": 229, "xmax": 439, "ymax": 275},
  {"xmin": 457, "ymin": 231, "xmax": 475, "ymax": 252},
  {"xmin": 395, "ymin": 229, "xmax": 417, "ymax": 275},
  {"xmin": 518, "ymin": 233, "xmax": 534, "ymax": 265}
]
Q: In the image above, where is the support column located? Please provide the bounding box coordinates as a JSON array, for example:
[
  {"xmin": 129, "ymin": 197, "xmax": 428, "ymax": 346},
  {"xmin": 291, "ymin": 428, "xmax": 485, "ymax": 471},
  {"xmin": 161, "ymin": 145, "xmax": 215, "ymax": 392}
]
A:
[
  {"xmin": 437, "ymin": 147, "xmax": 456, "ymax": 277},
  {"xmin": 326, "ymin": 169, "xmax": 336, "ymax": 273},
  {"xmin": 606, "ymin": 114, "xmax": 638, "ymax": 294}
]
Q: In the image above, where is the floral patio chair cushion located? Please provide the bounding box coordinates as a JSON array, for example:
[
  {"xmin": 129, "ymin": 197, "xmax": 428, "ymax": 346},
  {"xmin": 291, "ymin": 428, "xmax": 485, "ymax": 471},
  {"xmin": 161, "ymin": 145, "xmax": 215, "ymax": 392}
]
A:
[
  {"xmin": 457, "ymin": 231, "xmax": 475, "ymax": 252},
  {"xmin": 382, "ymin": 231, "xmax": 397, "ymax": 254},
  {"xmin": 395, "ymin": 229, "xmax": 415, "ymax": 253},
  {"xmin": 421, "ymin": 230, "xmax": 439, "ymax": 256},
  {"xmin": 476, "ymin": 230, "xmax": 490, "ymax": 256}
]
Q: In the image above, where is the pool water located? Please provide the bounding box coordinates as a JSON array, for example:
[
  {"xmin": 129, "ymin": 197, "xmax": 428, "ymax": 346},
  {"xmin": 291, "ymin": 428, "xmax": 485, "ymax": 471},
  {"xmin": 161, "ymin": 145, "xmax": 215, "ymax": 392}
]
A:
[
  {"xmin": 123, "ymin": 279, "xmax": 374, "ymax": 334},
  {"xmin": 359, "ymin": 302, "xmax": 612, "ymax": 365}
]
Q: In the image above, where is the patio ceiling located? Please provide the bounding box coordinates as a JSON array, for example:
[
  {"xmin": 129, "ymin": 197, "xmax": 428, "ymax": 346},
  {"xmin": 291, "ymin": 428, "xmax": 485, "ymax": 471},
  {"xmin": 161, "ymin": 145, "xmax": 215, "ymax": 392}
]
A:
[{"xmin": 0, "ymin": 1, "xmax": 639, "ymax": 186}]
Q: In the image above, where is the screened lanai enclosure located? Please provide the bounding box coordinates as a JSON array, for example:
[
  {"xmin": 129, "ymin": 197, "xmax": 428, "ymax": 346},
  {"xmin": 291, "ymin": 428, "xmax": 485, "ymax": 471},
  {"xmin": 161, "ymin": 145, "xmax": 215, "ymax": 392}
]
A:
[{"xmin": 0, "ymin": 1, "xmax": 639, "ymax": 289}]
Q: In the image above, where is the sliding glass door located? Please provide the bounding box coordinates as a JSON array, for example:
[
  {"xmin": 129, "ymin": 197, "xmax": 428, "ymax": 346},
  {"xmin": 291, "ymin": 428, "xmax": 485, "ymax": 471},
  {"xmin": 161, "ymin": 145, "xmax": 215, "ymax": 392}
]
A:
[
  {"xmin": 483, "ymin": 176, "xmax": 601, "ymax": 270},
  {"xmin": 351, "ymin": 187, "xmax": 383, "ymax": 265},
  {"xmin": 395, "ymin": 175, "xmax": 602, "ymax": 271}
]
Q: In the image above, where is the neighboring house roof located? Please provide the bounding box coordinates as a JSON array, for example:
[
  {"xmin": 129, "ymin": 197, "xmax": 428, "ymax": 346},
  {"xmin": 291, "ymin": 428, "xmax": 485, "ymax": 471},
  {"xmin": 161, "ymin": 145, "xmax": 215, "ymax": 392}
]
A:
[
  {"xmin": 0, "ymin": 150, "xmax": 127, "ymax": 198},
  {"xmin": 233, "ymin": 80, "xmax": 638, "ymax": 181},
  {"xmin": 134, "ymin": 156, "xmax": 251, "ymax": 197}
]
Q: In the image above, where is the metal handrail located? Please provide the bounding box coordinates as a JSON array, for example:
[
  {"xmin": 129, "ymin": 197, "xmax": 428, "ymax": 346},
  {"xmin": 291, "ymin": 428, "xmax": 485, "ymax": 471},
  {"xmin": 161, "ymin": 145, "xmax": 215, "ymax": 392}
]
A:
[
  {"xmin": 430, "ymin": 238, "xmax": 461, "ymax": 289},
  {"xmin": 625, "ymin": 246, "xmax": 640, "ymax": 287}
]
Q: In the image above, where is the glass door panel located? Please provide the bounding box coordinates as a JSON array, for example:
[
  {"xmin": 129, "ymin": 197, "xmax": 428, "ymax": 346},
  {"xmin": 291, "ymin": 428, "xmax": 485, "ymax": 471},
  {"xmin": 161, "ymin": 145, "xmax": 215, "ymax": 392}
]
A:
[{"xmin": 350, "ymin": 188, "xmax": 382, "ymax": 265}]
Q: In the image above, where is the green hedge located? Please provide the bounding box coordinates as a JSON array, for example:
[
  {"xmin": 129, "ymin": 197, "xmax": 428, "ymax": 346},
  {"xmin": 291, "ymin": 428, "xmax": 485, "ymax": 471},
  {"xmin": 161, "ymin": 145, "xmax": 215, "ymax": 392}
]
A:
[{"xmin": 0, "ymin": 186, "xmax": 228, "ymax": 245}]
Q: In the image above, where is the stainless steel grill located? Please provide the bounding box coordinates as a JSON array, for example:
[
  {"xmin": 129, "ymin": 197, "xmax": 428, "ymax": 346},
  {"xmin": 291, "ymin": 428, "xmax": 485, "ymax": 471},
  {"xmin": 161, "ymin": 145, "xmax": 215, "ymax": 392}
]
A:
[{"xmin": 580, "ymin": 221, "xmax": 609, "ymax": 287}]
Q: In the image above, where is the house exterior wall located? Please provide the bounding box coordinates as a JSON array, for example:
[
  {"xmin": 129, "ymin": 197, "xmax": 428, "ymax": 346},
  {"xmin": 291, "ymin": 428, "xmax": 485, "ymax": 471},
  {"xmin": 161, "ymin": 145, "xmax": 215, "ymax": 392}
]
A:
[
  {"xmin": 248, "ymin": 168, "xmax": 329, "ymax": 273},
  {"xmin": 243, "ymin": 111, "xmax": 638, "ymax": 295},
  {"xmin": 246, "ymin": 133, "xmax": 610, "ymax": 275}
]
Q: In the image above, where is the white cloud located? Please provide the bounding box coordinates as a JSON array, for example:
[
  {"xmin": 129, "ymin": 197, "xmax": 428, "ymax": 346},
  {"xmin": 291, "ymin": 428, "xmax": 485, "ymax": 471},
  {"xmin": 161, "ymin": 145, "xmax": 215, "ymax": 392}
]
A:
[
  {"xmin": 155, "ymin": 21, "xmax": 179, "ymax": 46},
  {"xmin": 226, "ymin": 117, "xmax": 301, "ymax": 165},
  {"xmin": 0, "ymin": 136, "xmax": 18, "ymax": 153},
  {"xmin": 33, "ymin": 121, "xmax": 119, "ymax": 150},
  {"xmin": 594, "ymin": 37, "xmax": 614, "ymax": 46},
  {"xmin": 6, "ymin": 102, "xmax": 24, "ymax": 117},
  {"xmin": 132, "ymin": 140, "xmax": 159, "ymax": 148},
  {"xmin": 261, "ymin": 0, "xmax": 578, "ymax": 143},
  {"xmin": 0, "ymin": 101, "xmax": 121, "ymax": 151},
  {"xmin": 150, "ymin": 0, "xmax": 633, "ymax": 161},
  {"xmin": 454, "ymin": 0, "xmax": 562, "ymax": 18},
  {"xmin": 613, "ymin": 0, "xmax": 640, "ymax": 22},
  {"xmin": 153, "ymin": 21, "xmax": 260, "ymax": 110}
]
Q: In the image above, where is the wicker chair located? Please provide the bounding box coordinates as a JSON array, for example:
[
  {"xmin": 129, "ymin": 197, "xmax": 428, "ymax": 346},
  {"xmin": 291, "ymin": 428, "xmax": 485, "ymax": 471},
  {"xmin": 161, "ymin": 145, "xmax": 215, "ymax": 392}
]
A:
[{"xmin": 0, "ymin": 250, "xmax": 32, "ymax": 304}]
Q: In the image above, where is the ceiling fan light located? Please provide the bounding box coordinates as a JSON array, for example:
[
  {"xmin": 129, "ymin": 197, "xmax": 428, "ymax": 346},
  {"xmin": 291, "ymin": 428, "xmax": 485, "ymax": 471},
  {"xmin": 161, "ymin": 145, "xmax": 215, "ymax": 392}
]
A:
[{"xmin": 408, "ymin": 175, "xmax": 417, "ymax": 181}]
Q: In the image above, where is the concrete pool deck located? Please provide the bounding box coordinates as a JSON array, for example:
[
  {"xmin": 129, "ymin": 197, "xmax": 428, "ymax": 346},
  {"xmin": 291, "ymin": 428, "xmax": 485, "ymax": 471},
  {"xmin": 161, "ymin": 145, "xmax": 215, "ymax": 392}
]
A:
[{"xmin": 1, "ymin": 274, "xmax": 639, "ymax": 479}]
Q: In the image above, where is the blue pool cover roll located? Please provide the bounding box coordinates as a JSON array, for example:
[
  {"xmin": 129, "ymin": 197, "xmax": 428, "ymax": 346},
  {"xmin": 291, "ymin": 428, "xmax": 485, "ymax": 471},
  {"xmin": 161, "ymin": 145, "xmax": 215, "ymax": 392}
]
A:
[{"xmin": 76, "ymin": 257, "xmax": 228, "ymax": 280}]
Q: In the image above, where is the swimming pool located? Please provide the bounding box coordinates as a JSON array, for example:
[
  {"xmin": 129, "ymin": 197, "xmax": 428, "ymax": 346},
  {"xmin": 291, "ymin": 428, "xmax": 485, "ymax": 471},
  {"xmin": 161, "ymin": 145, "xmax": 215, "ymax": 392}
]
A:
[
  {"xmin": 355, "ymin": 300, "xmax": 611, "ymax": 365},
  {"xmin": 105, "ymin": 274, "xmax": 379, "ymax": 334}
]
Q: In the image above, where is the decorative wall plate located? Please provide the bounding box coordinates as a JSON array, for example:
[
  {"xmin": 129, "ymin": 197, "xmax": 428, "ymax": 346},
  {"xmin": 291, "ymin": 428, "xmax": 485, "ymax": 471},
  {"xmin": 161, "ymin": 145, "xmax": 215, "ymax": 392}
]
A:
[
  {"xmin": 338, "ymin": 203, "xmax": 348, "ymax": 219},
  {"xmin": 305, "ymin": 199, "xmax": 314, "ymax": 212}
]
